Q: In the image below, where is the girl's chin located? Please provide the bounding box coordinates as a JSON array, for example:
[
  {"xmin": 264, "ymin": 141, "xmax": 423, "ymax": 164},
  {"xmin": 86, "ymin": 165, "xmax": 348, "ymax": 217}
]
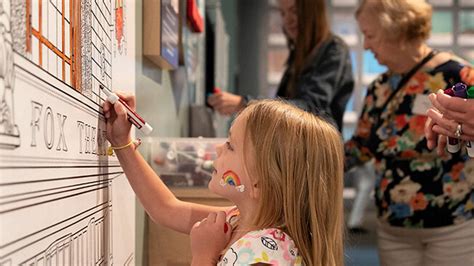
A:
[{"xmin": 208, "ymin": 178, "xmax": 222, "ymax": 194}]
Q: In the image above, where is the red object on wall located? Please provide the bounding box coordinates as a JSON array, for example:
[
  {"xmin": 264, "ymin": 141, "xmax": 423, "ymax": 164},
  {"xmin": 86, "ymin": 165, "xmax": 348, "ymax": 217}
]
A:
[{"xmin": 187, "ymin": 0, "xmax": 204, "ymax": 33}]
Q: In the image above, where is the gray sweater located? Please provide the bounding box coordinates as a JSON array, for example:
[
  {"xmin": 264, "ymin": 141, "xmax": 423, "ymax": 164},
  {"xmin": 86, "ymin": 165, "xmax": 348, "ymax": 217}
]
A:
[{"xmin": 276, "ymin": 34, "xmax": 354, "ymax": 131}]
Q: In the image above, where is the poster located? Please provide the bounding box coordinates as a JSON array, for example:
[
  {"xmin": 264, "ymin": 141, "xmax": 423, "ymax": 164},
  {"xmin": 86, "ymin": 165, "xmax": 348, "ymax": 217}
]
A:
[{"xmin": 0, "ymin": 0, "xmax": 136, "ymax": 264}]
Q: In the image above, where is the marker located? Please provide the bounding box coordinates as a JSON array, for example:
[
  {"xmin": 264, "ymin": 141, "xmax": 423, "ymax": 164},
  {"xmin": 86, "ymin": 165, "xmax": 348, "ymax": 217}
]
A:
[
  {"xmin": 444, "ymin": 88, "xmax": 456, "ymax": 97},
  {"xmin": 100, "ymin": 85, "xmax": 153, "ymax": 135},
  {"xmin": 445, "ymin": 85, "xmax": 460, "ymax": 153},
  {"xmin": 443, "ymin": 87, "xmax": 454, "ymax": 96},
  {"xmin": 206, "ymin": 87, "xmax": 221, "ymax": 98},
  {"xmin": 453, "ymin": 82, "xmax": 467, "ymax": 98},
  {"xmin": 466, "ymin": 86, "xmax": 474, "ymax": 157}
]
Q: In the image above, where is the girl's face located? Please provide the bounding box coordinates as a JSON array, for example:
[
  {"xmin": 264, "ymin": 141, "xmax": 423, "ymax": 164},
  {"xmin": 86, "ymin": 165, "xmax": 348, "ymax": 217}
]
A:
[
  {"xmin": 279, "ymin": 0, "xmax": 297, "ymax": 41},
  {"xmin": 357, "ymin": 11, "xmax": 401, "ymax": 70},
  {"xmin": 209, "ymin": 114, "xmax": 256, "ymax": 201}
]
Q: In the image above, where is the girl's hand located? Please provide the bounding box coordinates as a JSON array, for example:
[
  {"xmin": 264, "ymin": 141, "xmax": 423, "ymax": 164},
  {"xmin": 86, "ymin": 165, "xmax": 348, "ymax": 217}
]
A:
[
  {"xmin": 190, "ymin": 211, "xmax": 231, "ymax": 265},
  {"xmin": 102, "ymin": 91, "xmax": 135, "ymax": 146}
]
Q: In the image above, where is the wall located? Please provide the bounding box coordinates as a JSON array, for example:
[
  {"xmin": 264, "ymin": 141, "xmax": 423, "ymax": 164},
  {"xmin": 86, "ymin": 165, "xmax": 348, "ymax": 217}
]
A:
[
  {"xmin": 0, "ymin": 0, "xmax": 136, "ymax": 264},
  {"xmin": 133, "ymin": 0, "xmax": 207, "ymax": 264},
  {"xmin": 237, "ymin": 0, "xmax": 268, "ymax": 98},
  {"xmin": 135, "ymin": 1, "xmax": 206, "ymax": 139}
]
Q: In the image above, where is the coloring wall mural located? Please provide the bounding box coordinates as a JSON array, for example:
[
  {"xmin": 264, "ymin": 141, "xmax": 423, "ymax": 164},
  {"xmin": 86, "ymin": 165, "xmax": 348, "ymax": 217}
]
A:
[{"xmin": 0, "ymin": 0, "xmax": 136, "ymax": 264}]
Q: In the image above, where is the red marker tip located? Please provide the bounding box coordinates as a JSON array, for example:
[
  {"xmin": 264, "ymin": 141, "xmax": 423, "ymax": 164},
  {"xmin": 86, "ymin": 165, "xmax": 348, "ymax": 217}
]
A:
[{"xmin": 444, "ymin": 87, "xmax": 455, "ymax": 96}]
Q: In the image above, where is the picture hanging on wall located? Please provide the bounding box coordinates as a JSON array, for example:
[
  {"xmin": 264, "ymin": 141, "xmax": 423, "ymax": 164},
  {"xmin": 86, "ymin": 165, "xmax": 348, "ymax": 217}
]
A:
[{"xmin": 144, "ymin": 0, "xmax": 180, "ymax": 69}]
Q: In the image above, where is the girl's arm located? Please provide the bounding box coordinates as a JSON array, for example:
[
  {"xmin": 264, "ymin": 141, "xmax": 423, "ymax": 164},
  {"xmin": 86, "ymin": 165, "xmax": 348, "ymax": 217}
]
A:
[
  {"xmin": 114, "ymin": 146, "xmax": 227, "ymax": 234},
  {"xmin": 104, "ymin": 92, "xmax": 228, "ymax": 234}
]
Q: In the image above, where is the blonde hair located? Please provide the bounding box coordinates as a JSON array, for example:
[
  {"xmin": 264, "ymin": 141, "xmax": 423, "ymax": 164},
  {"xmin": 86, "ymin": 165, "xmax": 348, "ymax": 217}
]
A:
[
  {"xmin": 356, "ymin": 0, "xmax": 432, "ymax": 43},
  {"xmin": 239, "ymin": 99, "xmax": 345, "ymax": 266}
]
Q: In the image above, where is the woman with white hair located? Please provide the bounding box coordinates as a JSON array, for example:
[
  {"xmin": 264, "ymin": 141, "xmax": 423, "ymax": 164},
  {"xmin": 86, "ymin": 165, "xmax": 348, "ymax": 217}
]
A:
[{"xmin": 345, "ymin": 1, "xmax": 474, "ymax": 265}]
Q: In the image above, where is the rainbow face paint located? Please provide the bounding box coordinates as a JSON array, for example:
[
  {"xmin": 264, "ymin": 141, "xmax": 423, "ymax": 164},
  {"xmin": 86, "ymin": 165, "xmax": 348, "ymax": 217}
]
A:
[{"xmin": 220, "ymin": 170, "xmax": 245, "ymax": 192}]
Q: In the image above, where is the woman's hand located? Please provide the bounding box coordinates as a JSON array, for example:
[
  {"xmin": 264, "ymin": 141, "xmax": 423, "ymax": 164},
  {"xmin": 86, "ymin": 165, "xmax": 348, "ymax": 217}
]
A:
[
  {"xmin": 102, "ymin": 91, "xmax": 134, "ymax": 146},
  {"xmin": 424, "ymin": 116, "xmax": 447, "ymax": 155},
  {"xmin": 426, "ymin": 93, "xmax": 474, "ymax": 141},
  {"xmin": 190, "ymin": 211, "xmax": 232, "ymax": 265},
  {"xmin": 207, "ymin": 91, "xmax": 245, "ymax": 116}
]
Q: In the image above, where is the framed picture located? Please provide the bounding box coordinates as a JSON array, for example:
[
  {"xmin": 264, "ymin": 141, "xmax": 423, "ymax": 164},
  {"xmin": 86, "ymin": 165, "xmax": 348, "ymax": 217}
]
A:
[{"xmin": 143, "ymin": 0, "xmax": 180, "ymax": 69}]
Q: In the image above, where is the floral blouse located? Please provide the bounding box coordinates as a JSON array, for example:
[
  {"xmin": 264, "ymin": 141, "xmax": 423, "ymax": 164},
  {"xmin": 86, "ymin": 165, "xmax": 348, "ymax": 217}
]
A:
[
  {"xmin": 345, "ymin": 58, "xmax": 474, "ymax": 228},
  {"xmin": 218, "ymin": 208, "xmax": 303, "ymax": 265}
]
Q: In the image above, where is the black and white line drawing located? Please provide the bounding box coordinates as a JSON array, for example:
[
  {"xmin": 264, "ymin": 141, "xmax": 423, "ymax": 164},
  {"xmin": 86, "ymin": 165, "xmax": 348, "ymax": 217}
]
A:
[
  {"xmin": 0, "ymin": 1, "xmax": 20, "ymax": 149},
  {"xmin": 81, "ymin": 0, "xmax": 93, "ymax": 96},
  {"xmin": 100, "ymin": 43, "xmax": 106, "ymax": 81},
  {"xmin": 10, "ymin": 0, "xmax": 26, "ymax": 56},
  {"xmin": 0, "ymin": 0, "xmax": 135, "ymax": 264}
]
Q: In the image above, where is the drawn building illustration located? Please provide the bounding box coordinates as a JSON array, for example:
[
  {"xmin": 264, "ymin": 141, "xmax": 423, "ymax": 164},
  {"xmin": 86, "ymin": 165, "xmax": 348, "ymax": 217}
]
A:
[
  {"xmin": 0, "ymin": 0, "xmax": 136, "ymax": 264},
  {"xmin": 0, "ymin": 1, "xmax": 20, "ymax": 149}
]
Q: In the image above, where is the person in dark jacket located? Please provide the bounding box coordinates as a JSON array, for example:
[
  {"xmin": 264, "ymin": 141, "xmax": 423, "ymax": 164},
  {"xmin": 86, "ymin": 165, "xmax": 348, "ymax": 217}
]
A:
[{"xmin": 207, "ymin": 0, "xmax": 354, "ymax": 131}]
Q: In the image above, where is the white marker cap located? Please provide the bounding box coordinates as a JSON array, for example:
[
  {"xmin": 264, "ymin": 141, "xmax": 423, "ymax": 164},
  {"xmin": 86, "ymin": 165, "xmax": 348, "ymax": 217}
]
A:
[
  {"xmin": 107, "ymin": 93, "xmax": 119, "ymax": 104},
  {"xmin": 101, "ymin": 86, "xmax": 119, "ymax": 104},
  {"xmin": 446, "ymin": 136, "xmax": 460, "ymax": 153},
  {"xmin": 141, "ymin": 123, "xmax": 153, "ymax": 135},
  {"xmin": 447, "ymin": 142, "xmax": 460, "ymax": 153}
]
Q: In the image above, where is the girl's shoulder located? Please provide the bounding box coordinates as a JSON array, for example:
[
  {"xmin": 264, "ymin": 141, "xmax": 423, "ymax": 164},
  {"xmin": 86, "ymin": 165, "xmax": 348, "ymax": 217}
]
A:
[{"xmin": 218, "ymin": 228, "xmax": 303, "ymax": 266}]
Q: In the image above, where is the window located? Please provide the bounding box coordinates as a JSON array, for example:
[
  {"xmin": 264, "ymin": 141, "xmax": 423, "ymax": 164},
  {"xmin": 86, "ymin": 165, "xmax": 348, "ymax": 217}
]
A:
[{"xmin": 26, "ymin": 0, "xmax": 81, "ymax": 90}]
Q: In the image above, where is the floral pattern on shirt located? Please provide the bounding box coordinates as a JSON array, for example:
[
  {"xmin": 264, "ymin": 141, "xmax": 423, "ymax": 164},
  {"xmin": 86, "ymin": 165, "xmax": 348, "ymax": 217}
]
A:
[{"xmin": 345, "ymin": 60, "xmax": 474, "ymax": 228}]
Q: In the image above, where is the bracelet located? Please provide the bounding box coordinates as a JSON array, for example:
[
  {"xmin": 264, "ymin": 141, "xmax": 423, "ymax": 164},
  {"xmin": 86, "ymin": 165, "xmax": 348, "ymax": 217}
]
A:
[{"xmin": 107, "ymin": 138, "xmax": 141, "ymax": 156}]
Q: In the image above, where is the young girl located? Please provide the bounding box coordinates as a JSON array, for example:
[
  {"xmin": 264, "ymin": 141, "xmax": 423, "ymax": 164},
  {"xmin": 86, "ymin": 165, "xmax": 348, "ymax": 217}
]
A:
[{"xmin": 103, "ymin": 95, "xmax": 344, "ymax": 265}]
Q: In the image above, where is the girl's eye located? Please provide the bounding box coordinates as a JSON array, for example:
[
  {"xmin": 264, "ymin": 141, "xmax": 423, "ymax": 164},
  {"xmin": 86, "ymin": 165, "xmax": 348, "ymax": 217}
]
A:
[{"xmin": 226, "ymin": 141, "xmax": 234, "ymax": 151}]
